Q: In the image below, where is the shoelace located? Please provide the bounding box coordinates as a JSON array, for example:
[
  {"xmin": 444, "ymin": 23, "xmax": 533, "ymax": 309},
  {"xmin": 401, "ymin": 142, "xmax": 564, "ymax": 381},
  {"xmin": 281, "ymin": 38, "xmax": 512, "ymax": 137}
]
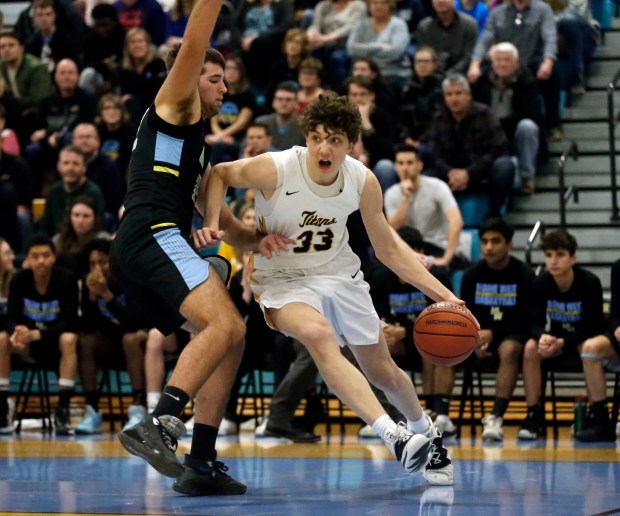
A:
[
  {"xmin": 210, "ymin": 460, "xmax": 231, "ymax": 475},
  {"xmin": 156, "ymin": 415, "xmax": 186, "ymax": 452},
  {"xmin": 427, "ymin": 438, "xmax": 448, "ymax": 468},
  {"xmin": 159, "ymin": 425, "xmax": 178, "ymax": 452},
  {"xmin": 385, "ymin": 421, "xmax": 411, "ymax": 445}
]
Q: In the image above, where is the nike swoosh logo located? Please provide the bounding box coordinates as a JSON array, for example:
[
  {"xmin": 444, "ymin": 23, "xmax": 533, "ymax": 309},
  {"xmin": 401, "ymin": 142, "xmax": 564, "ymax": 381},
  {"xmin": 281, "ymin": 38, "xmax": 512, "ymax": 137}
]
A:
[
  {"xmin": 165, "ymin": 392, "xmax": 180, "ymax": 401},
  {"xmin": 351, "ymin": 268, "xmax": 360, "ymax": 279},
  {"xmin": 286, "ymin": 190, "xmax": 299, "ymax": 196}
]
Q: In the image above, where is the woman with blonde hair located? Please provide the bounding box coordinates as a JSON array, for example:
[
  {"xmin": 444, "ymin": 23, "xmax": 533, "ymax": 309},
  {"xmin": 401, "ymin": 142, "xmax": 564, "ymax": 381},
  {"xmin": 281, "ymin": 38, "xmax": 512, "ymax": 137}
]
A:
[
  {"xmin": 119, "ymin": 28, "xmax": 167, "ymax": 124},
  {"xmin": 95, "ymin": 93, "xmax": 137, "ymax": 178}
]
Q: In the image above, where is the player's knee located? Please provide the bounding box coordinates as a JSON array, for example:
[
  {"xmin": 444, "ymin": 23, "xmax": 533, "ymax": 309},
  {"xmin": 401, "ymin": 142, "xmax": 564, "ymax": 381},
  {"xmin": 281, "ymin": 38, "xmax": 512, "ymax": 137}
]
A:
[
  {"xmin": 59, "ymin": 332, "xmax": 78, "ymax": 349},
  {"xmin": 295, "ymin": 319, "xmax": 333, "ymax": 350},
  {"xmin": 0, "ymin": 332, "xmax": 9, "ymax": 353},
  {"xmin": 366, "ymin": 367, "xmax": 400, "ymax": 392},
  {"xmin": 523, "ymin": 339, "xmax": 539, "ymax": 361},
  {"xmin": 581, "ymin": 336, "xmax": 605, "ymax": 357},
  {"xmin": 498, "ymin": 340, "xmax": 523, "ymax": 364}
]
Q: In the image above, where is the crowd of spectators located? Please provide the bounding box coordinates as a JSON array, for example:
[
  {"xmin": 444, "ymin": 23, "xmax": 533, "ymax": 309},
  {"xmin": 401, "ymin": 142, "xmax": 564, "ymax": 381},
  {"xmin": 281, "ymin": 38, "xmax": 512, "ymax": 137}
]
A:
[{"xmin": 0, "ymin": 0, "xmax": 616, "ymax": 442}]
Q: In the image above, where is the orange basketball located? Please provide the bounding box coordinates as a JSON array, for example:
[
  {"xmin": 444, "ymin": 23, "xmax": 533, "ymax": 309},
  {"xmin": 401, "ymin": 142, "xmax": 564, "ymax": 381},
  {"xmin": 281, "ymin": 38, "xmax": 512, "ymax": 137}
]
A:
[{"xmin": 413, "ymin": 302, "xmax": 478, "ymax": 366}]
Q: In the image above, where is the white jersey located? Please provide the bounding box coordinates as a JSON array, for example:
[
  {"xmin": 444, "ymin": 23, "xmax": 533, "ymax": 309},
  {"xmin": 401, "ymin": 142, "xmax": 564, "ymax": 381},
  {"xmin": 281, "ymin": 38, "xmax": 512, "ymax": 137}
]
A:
[{"xmin": 253, "ymin": 146, "xmax": 367, "ymax": 271}]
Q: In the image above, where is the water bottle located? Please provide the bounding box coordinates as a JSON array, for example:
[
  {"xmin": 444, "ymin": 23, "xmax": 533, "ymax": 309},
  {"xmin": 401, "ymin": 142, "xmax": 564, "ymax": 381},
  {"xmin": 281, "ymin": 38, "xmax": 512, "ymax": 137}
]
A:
[{"xmin": 573, "ymin": 396, "xmax": 587, "ymax": 434}]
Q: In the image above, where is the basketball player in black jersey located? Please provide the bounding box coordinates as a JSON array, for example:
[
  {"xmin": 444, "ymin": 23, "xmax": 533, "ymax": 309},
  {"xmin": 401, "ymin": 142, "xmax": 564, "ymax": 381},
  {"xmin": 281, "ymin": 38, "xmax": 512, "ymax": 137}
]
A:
[{"xmin": 110, "ymin": 0, "xmax": 292, "ymax": 496}]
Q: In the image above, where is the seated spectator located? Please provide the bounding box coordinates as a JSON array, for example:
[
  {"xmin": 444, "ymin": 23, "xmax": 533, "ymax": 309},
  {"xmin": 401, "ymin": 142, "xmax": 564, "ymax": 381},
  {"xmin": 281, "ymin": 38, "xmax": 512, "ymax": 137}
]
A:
[
  {"xmin": 460, "ymin": 218, "xmax": 534, "ymax": 442},
  {"xmin": 400, "ymin": 46, "xmax": 444, "ymax": 148},
  {"xmin": 454, "ymin": 0, "xmax": 488, "ymax": 35},
  {"xmin": 426, "ymin": 74, "xmax": 515, "ymax": 219},
  {"xmin": 160, "ymin": 0, "xmax": 197, "ymax": 57},
  {"xmin": 14, "ymin": 0, "xmax": 86, "ymax": 45},
  {"xmin": 0, "ymin": 31, "xmax": 53, "ymax": 147},
  {"xmin": 75, "ymin": 239, "xmax": 149, "ymax": 434},
  {"xmin": 415, "ymin": 0, "xmax": 478, "ymax": 75},
  {"xmin": 346, "ymin": 0, "xmax": 411, "ymax": 91},
  {"xmin": 237, "ymin": 0, "xmax": 295, "ymax": 93},
  {"xmin": 144, "ymin": 328, "xmax": 187, "ymax": 413},
  {"xmin": 79, "ymin": 4, "xmax": 126, "ymax": 96},
  {"xmin": 207, "ymin": 56, "xmax": 256, "ymax": 167},
  {"xmin": 240, "ymin": 122, "xmax": 276, "ymax": 159},
  {"xmin": 472, "ymin": 43, "xmax": 545, "ymax": 195},
  {"xmin": 71, "ymin": 122, "xmax": 125, "ymax": 227},
  {"xmin": 37, "ymin": 145, "xmax": 105, "ymax": 237},
  {"xmin": 253, "ymin": 337, "xmax": 322, "ymax": 442},
  {"xmin": 518, "ymin": 229, "xmax": 605, "ymax": 440},
  {"xmin": 2, "ymin": 234, "xmax": 79, "ymax": 434},
  {"xmin": 53, "ymin": 197, "xmax": 110, "ymax": 274},
  {"xmin": 0, "ymin": 133, "xmax": 32, "ymax": 251},
  {"xmin": 306, "ymin": 0, "xmax": 367, "ymax": 89},
  {"xmin": 113, "ymin": 0, "xmax": 166, "ymax": 47},
  {"xmin": 218, "ymin": 202, "xmax": 257, "ymax": 277},
  {"xmin": 0, "ymin": 103, "xmax": 21, "ymax": 155},
  {"xmin": 265, "ymin": 28, "xmax": 309, "ymax": 106},
  {"xmin": 349, "ymin": 57, "xmax": 398, "ymax": 117},
  {"xmin": 468, "ymin": 0, "xmax": 562, "ymax": 140},
  {"xmin": 0, "ymin": 238, "xmax": 16, "ymax": 433},
  {"xmin": 95, "ymin": 93, "xmax": 137, "ymax": 180},
  {"xmin": 384, "ymin": 144, "xmax": 466, "ymax": 272},
  {"xmin": 119, "ymin": 28, "xmax": 167, "ymax": 125},
  {"xmin": 576, "ymin": 258, "xmax": 620, "ymax": 442},
  {"xmin": 554, "ymin": 0, "xmax": 598, "ymax": 96},
  {"xmin": 295, "ymin": 58, "xmax": 326, "ymax": 114},
  {"xmin": 25, "ymin": 0, "xmax": 81, "ymax": 73},
  {"xmin": 24, "ymin": 58, "xmax": 98, "ymax": 196},
  {"xmin": 255, "ymin": 83, "xmax": 306, "ymax": 151},
  {"xmin": 346, "ymin": 76, "xmax": 396, "ymax": 177}
]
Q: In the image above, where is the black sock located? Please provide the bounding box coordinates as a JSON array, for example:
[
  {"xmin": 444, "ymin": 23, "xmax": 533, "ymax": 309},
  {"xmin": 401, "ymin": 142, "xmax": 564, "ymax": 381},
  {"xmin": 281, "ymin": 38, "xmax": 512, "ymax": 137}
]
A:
[
  {"xmin": 189, "ymin": 423, "xmax": 218, "ymax": 462},
  {"xmin": 84, "ymin": 392, "xmax": 99, "ymax": 412},
  {"xmin": 151, "ymin": 386, "xmax": 190, "ymax": 418},
  {"xmin": 132, "ymin": 390, "xmax": 146, "ymax": 407},
  {"xmin": 424, "ymin": 395, "xmax": 435, "ymax": 412},
  {"xmin": 492, "ymin": 397, "xmax": 509, "ymax": 417},
  {"xmin": 0, "ymin": 391, "xmax": 8, "ymax": 415},
  {"xmin": 590, "ymin": 400, "xmax": 609, "ymax": 417},
  {"xmin": 58, "ymin": 389, "xmax": 73, "ymax": 409},
  {"xmin": 434, "ymin": 395, "xmax": 451, "ymax": 416}
]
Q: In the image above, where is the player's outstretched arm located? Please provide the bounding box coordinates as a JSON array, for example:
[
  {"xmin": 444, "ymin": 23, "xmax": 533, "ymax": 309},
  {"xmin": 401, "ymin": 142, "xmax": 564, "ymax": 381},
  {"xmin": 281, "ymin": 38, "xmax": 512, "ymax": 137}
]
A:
[
  {"xmin": 359, "ymin": 170, "xmax": 460, "ymax": 304},
  {"xmin": 155, "ymin": 0, "xmax": 223, "ymax": 124}
]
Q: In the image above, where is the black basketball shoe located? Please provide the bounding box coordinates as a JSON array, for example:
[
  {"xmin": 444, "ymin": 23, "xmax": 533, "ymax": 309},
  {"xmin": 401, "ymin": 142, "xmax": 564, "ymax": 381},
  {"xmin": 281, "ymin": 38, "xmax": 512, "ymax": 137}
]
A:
[
  {"xmin": 118, "ymin": 414, "xmax": 186, "ymax": 478},
  {"xmin": 173, "ymin": 454, "xmax": 247, "ymax": 496}
]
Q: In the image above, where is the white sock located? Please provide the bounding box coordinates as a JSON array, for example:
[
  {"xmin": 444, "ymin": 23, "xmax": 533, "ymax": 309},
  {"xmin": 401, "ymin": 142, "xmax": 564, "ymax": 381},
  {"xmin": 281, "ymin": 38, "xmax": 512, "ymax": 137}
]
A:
[
  {"xmin": 408, "ymin": 413, "xmax": 430, "ymax": 434},
  {"xmin": 147, "ymin": 392, "xmax": 161, "ymax": 412},
  {"xmin": 371, "ymin": 414, "xmax": 395, "ymax": 442}
]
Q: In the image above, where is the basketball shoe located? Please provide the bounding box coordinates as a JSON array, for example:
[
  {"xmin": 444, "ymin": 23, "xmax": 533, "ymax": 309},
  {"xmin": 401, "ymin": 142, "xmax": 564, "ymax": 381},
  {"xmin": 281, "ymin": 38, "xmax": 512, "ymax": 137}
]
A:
[
  {"xmin": 384, "ymin": 422, "xmax": 432, "ymax": 474},
  {"xmin": 421, "ymin": 414, "xmax": 454, "ymax": 486},
  {"xmin": 173, "ymin": 454, "xmax": 247, "ymax": 496},
  {"xmin": 118, "ymin": 414, "xmax": 186, "ymax": 477},
  {"xmin": 481, "ymin": 415, "xmax": 504, "ymax": 442}
]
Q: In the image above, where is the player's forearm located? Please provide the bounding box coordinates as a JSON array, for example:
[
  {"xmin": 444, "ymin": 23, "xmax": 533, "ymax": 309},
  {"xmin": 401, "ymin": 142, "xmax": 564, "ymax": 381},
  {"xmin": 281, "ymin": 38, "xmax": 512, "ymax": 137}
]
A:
[{"xmin": 205, "ymin": 165, "xmax": 229, "ymax": 229}]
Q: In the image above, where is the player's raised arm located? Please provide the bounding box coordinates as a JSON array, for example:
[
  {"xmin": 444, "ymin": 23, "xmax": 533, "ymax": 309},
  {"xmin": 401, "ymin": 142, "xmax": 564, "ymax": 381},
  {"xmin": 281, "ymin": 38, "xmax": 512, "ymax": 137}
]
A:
[{"xmin": 155, "ymin": 0, "xmax": 223, "ymax": 124}]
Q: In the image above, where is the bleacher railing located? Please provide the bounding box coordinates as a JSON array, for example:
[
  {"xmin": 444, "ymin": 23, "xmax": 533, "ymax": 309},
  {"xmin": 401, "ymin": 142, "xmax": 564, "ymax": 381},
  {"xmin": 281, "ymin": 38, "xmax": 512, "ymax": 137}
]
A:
[
  {"xmin": 525, "ymin": 220, "xmax": 545, "ymax": 268},
  {"xmin": 607, "ymin": 69, "xmax": 620, "ymax": 222},
  {"xmin": 557, "ymin": 141, "xmax": 579, "ymax": 228}
]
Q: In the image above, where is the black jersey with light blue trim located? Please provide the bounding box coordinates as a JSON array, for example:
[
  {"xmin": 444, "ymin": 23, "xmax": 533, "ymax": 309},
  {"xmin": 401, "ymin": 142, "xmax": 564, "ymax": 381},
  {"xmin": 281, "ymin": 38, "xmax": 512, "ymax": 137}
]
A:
[{"xmin": 123, "ymin": 105, "xmax": 210, "ymax": 235}]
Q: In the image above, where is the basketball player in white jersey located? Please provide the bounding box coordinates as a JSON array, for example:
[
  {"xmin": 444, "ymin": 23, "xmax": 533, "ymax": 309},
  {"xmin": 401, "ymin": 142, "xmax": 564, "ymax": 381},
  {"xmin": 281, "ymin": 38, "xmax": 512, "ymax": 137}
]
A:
[{"xmin": 199, "ymin": 92, "xmax": 472, "ymax": 485}]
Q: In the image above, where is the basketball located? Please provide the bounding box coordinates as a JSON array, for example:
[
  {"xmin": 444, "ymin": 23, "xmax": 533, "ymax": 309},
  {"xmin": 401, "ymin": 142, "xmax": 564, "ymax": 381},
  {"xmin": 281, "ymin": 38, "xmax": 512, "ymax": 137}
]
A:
[{"xmin": 413, "ymin": 302, "xmax": 478, "ymax": 366}]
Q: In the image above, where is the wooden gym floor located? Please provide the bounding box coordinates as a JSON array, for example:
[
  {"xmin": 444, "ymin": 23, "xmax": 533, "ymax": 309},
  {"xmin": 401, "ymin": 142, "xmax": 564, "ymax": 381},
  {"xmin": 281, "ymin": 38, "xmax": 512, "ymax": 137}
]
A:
[{"xmin": 0, "ymin": 421, "xmax": 618, "ymax": 516}]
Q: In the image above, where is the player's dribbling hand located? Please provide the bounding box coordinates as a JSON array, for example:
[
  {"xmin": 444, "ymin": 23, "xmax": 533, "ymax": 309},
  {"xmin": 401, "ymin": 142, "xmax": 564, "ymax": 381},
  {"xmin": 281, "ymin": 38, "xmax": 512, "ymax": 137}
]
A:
[
  {"xmin": 193, "ymin": 227, "xmax": 225, "ymax": 249},
  {"xmin": 258, "ymin": 234, "xmax": 296, "ymax": 259}
]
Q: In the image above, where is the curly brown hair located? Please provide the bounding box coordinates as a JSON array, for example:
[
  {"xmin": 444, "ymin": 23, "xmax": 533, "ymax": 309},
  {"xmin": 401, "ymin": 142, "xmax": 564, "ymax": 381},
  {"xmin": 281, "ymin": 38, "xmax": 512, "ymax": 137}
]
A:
[{"xmin": 299, "ymin": 92, "xmax": 361, "ymax": 144}]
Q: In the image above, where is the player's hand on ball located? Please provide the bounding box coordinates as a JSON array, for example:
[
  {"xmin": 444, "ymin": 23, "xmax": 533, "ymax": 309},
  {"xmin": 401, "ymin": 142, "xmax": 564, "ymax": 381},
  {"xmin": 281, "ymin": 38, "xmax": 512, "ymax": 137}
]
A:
[
  {"xmin": 193, "ymin": 227, "xmax": 224, "ymax": 249},
  {"xmin": 258, "ymin": 234, "xmax": 296, "ymax": 259}
]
